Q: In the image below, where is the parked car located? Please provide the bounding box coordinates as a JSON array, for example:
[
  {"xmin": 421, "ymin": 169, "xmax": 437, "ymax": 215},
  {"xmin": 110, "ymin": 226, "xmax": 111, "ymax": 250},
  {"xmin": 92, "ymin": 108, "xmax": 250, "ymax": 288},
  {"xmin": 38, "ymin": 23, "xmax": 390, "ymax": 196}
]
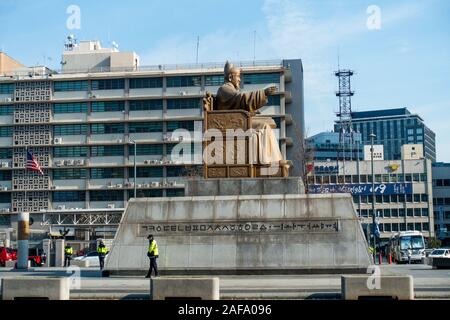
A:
[
  {"xmin": 73, "ymin": 251, "xmax": 108, "ymax": 267},
  {"xmin": 429, "ymin": 248, "xmax": 450, "ymax": 258},
  {"xmin": 0, "ymin": 247, "xmax": 14, "ymax": 266}
]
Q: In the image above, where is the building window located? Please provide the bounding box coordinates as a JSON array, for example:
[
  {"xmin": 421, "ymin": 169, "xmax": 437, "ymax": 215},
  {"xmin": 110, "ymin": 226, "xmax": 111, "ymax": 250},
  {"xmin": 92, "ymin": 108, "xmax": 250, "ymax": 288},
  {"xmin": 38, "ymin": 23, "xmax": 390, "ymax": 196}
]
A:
[
  {"xmin": 414, "ymin": 208, "xmax": 421, "ymax": 217},
  {"xmin": 166, "ymin": 76, "xmax": 201, "ymax": 87},
  {"xmin": 136, "ymin": 144, "xmax": 163, "ymax": 156},
  {"xmin": 383, "ymin": 209, "xmax": 391, "ymax": 217},
  {"xmin": 422, "ymin": 208, "xmax": 429, "ymax": 216},
  {"xmin": 90, "ymin": 190, "xmax": 124, "ymax": 201},
  {"xmin": 0, "ymin": 148, "xmax": 12, "ymax": 159},
  {"xmin": 129, "ymin": 122, "xmax": 162, "ymax": 133},
  {"xmin": 422, "ymin": 223, "xmax": 429, "ymax": 231},
  {"xmin": 0, "ymin": 126, "xmax": 13, "ymax": 137},
  {"xmin": 167, "ymin": 98, "xmax": 201, "ymax": 109},
  {"xmin": 0, "ymin": 105, "xmax": 14, "ymax": 115},
  {"xmin": 54, "ymin": 81, "xmax": 88, "ymax": 92},
  {"xmin": 53, "ymin": 168, "xmax": 88, "ymax": 180},
  {"xmin": 90, "ymin": 123, "xmax": 125, "ymax": 134},
  {"xmin": 413, "ymin": 174, "xmax": 420, "ymax": 182},
  {"xmin": 0, "ymin": 170, "xmax": 12, "ymax": 180},
  {"xmin": 129, "ymin": 100, "xmax": 163, "ymax": 111},
  {"xmin": 128, "ymin": 167, "xmax": 163, "ymax": 178},
  {"xmin": 91, "ymin": 101, "xmax": 125, "ymax": 112},
  {"xmin": 53, "ymin": 191, "xmax": 86, "ymax": 202},
  {"xmin": 166, "ymin": 189, "xmax": 185, "ymax": 197},
  {"xmin": 392, "ymin": 223, "xmax": 399, "ymax": 232},
  {"xmin": 400, "ymin": 223, "xmax": 407, "ymax": 231},
  {"xmin": 407, "ymin": 208, "xmax": 413, "ymax": 217},
  {"xmin": 167, "ymin": 121, "xmax": 195, "ymax": 132},
  {"xmin": 54, "ymin": 102, "xmax": 88, "ymax": 113},
  {"xmin": 91, "ymin": 145, "xmax": 124, "ymax": 157},
  {"xmin": 0, "ymin": 83, "xmax": 14, "ymax": 94},
  {"xmin": 414, "ymin": 194, "xmax": 421, "ymax": 202},
  {"xmin": 90, "ymin": 168, "xmax": 124, "ymax": 179},
  {"xmin": 129, "ymin": 189, "xmax": 163, "ymax": 198},
  {"xmin": 205, "ymin": 75, "xmax": 223, "ymax": 86},
  {"xmin": 54, "ymin": 124, "xmax": 87, "ymax": 136},
  {"xmin": 0, "ymin": 193, "xmax": 11, "ymax": 204},
  {"xmin": 167, "ymin": 143, "xmax": 195, "ymax": 156},
  {"xmin": 242, "ymin": 73, "xmax": 280, "ymax": 85},
  {"xmin": 129, "ymin": 77, "xmax": 162, "ymax": 88},
  {"xmin": 91, "ymin": 79, "xmax": 124, "ymax": 90},
  {"xmin": 54, "ymin": 146, "xmax": 89, "ymax": 157},
  {"xmin": 399, "ymin": 209, "xmax": 406, "ymax": 217},
  {"xmin": 391, "ymin": 209, "xmax": 399, "ymax": 217},
  {"xmin": 267, "ymin": 95, "xmax": 281, "ymax": 106}
]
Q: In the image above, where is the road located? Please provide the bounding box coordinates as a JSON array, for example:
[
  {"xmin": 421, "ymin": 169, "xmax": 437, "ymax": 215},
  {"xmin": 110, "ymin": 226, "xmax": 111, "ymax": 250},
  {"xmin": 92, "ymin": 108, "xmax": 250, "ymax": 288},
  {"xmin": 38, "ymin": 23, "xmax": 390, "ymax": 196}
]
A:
[{"xmin": 0, "ymin": 263, "xmax": 449, "ymax": 299}]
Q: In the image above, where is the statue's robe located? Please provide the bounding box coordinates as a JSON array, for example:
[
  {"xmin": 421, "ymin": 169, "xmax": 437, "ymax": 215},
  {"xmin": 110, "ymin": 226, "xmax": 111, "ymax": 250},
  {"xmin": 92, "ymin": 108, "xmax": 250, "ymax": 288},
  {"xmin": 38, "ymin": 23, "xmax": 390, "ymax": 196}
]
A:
[
  {"xmin": 216, "ymin": 82, "xmax": 268, "ymax": 112},
  {"xmin": 216, "ymin": 82, "xmax": 283, "ymax": 165}
]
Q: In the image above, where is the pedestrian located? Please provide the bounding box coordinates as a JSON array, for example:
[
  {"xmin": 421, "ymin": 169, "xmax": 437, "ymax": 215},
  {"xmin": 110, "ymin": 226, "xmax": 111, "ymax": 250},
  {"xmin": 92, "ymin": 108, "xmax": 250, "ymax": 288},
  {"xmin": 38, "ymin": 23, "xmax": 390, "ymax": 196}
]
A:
[
  {"xmin": 97, "ymin": 240, "xmax": 108, "ymax": 270},
  {"xmin": 145, "ymin": 234, "xmax": 159, "ymax": 278},
  {"xmin": 64, "ymin": 244, "xmax": 73, "ymax": 267}
]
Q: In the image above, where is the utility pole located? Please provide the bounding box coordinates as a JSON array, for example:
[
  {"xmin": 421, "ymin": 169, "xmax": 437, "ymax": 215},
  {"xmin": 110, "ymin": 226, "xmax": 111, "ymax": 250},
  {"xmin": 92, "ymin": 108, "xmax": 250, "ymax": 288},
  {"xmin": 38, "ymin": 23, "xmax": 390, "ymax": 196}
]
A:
[{"xmin": 370, "ymin": 132, "xmax": 377, "ymax": 264}]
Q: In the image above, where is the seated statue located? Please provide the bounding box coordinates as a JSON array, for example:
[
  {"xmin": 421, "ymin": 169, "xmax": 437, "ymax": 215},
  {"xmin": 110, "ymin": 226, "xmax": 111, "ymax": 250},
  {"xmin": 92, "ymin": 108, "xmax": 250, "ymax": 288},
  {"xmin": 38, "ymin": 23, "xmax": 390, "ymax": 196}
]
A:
[{"xmin": 203, "ymin": 61, "xmax": 290, "ymax": 177}]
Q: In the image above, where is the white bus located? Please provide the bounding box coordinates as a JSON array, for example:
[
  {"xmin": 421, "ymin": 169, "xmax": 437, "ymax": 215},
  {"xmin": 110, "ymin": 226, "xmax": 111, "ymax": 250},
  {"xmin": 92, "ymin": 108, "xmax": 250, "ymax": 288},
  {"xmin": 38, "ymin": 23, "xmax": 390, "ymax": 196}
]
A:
[{"xmin": 388, "ymin": 231, "xmax": 426, "ymax": 263}]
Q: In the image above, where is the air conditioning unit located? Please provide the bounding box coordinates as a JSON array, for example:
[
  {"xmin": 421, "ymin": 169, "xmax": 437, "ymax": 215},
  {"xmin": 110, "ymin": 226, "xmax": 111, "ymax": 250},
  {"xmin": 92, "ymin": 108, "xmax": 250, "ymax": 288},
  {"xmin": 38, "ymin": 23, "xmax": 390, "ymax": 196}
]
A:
[
  {"xmin": 116, "ymin": 139, "xmax": 122, "ymax": 143},
  {"xmin": 1, "ymin": 162, "xmax": 9, "ymax": 168},
  {"xmin": 151, "ymin": 182, "xmax": 160, "ymax": 187},
  {"xmin": 54, "ymin": 137, "xmax": 63, "ymax": 144},
  {"xmin": 144, "ymin": 160, "xmax": 150, "ymax": 164},
  {"xmin": 170, "ymin": 181, "xmax": 177, "ymax": 186},
  {"xmin": 55, "ymin": 160, "xmax": 63, "ymax": 167},
  {"xmin": 116, "ymin": 184, "xmax": 123, "ymax": 188},
  {"xmin": 4, "ymin": 97, "xmax": 12, "ymax": 102},
  {"xmin": 178, "ymin": 136, "xmax": 184, "ymax": 142},
  {"xmin": 137, "ymin": 184, "xmax": 143, "ymax": 188},
  {"xmin": 179, "ymin": 91, "xmax": 187, "ymax": 96},
  {"xmin": 65, "ymin": 160, "xmax": 75, "ymax": 166},
  {"xmin": 57, "ymin": 205, "xmax": 66, "ymax": 210},
  {"xmin": 150, "ymin": 160, "xmax": 157, "ymax": 164},
  {"xmin": 107, "ymin": 203, "xmax": 115, "ymax": 209},
  {"xmin": 75, "ymin": 159, "xmax": 84, "ymax": 166},
  {"xmin": 50, "ymin": 186, "xmax": 56, "ymax": 190},
  {"xmin": 158, "ymin": 160, "xmax": 164, "ymax": 165},
  {"xmin": 2, "ymin": 187, "xmax": 8, "ymax": 191}
]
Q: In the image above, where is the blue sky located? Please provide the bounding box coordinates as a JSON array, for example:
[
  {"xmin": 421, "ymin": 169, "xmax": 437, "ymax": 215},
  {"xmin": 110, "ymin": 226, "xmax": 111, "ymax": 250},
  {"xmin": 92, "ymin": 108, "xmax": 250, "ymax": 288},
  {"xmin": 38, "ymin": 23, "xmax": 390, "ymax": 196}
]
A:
[{"xmin": 1, "ymin": 0, "xmax": 449, "ymax": 161}]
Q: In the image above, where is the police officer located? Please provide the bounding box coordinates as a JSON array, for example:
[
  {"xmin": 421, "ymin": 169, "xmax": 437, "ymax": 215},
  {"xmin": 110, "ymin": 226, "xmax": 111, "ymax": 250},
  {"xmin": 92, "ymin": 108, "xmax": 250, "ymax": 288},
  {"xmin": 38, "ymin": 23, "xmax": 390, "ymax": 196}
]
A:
[
  {"xmin": 97, "ymin": 240, "xmax": 108, "ymax": 270},
  {"xmin": 64, "ymin": 244, "xmax": 73, "ymax": 267},
  {"xmin": 145, "ymin": 234, "xmax": 159, "ymax": 278}
]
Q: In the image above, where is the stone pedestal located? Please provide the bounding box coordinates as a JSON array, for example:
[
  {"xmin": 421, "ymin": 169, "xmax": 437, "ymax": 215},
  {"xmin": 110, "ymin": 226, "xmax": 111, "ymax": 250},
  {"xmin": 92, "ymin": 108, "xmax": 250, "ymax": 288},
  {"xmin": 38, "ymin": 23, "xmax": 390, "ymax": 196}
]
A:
[{"xmin": 105, "ymin": 178, "xmax": 371, "ymax": 275}]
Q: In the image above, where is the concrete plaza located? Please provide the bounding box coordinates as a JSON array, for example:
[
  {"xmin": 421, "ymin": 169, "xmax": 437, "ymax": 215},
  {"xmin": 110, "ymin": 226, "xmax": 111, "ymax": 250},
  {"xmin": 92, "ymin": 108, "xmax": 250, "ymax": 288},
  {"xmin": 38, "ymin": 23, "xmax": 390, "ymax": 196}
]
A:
[{"xmin": 0, "ymin": 264, "xmax": 449, "ymax": 299}]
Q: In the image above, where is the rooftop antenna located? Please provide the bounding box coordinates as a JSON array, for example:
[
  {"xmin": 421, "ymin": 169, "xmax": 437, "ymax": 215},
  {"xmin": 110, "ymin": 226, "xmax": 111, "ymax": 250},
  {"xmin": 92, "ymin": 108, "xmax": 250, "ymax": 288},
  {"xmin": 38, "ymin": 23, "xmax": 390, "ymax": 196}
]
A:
[
  {"xmin": 253, "ymin": 30, "xmax": 256, "ymax": 65},
  {"xmin": 111, "ymin": 41, "xmax": 119, "ymax": 50},
  {"xmin": 196, "ymin": 36, "xmax": 200, "ymax": 65}
]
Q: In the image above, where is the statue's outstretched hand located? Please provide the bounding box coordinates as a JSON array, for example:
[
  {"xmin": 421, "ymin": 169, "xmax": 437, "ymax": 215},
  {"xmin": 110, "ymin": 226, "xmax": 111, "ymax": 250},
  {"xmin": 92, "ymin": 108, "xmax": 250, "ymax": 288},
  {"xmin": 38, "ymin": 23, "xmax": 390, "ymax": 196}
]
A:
[{"xmin": 264, "ymin": 85, "xmax": 277, "ymax": 96}]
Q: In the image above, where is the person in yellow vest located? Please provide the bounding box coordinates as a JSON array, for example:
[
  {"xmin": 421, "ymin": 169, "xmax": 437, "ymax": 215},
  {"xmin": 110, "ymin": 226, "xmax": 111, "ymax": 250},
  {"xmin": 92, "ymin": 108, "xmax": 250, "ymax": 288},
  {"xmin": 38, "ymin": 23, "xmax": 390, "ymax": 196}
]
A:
[
  {"xmin": 145, "ymin": 234, "xmax": 159, "ymax": 278},
  {"xmin": 97, "ymin": 241, "xmax": 108, "ymax": 270},
  {"xmin": 64, "ymin": 244, "xmax": 73, "ymax": 267}
]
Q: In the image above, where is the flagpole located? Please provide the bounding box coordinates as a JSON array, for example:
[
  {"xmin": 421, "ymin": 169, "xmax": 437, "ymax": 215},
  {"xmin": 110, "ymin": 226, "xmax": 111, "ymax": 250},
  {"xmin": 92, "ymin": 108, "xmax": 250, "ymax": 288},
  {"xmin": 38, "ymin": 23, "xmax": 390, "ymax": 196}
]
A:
[{"xmin": 24, "ymin": 146, "xmax": 27, "ymax": 210}]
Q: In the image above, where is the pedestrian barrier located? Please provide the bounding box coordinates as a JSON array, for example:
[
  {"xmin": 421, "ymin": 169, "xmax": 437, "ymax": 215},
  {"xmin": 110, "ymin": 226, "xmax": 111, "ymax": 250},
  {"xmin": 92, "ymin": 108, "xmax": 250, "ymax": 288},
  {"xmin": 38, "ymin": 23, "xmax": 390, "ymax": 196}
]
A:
[
  {"xmin": 151, "ymin": 277, "xmax": 220, "ymax": 300},
  {"xmin": 71, "ymin": 259, "xmax": 90, "ymax": 267},
  {"xmin": 431, "ymin": 257, "xmax": 450, "ymax": 269},
  {"xmin": 341, "ymin": 275, "xmax": 414, "ymax": 300},
  {"xmin": 5, "ymin": 260, "xmax": 16, "ymax": 268},
  {"xmin": 1, "ymin": 277, "xmax": 70, "ymax": 300}
]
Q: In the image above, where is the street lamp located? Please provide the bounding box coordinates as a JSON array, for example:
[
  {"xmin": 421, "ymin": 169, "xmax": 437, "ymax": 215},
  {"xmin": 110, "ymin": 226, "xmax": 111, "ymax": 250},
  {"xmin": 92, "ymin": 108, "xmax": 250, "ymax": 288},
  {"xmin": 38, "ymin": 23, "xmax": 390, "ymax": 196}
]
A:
[
  {"xmin": 369, "ymin": 132, "xmax": 377, "ymax": 264},
  {"xmin": 129, "ymin": 139, "xmax": 137, "ymax": 198}
]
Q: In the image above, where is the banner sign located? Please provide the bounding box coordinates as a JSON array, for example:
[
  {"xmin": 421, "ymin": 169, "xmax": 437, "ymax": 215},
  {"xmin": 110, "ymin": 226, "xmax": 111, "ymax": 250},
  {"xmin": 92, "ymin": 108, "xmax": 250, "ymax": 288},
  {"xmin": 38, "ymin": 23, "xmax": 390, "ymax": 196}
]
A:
[{"xmin": 308, "ymin": 183, "xmax": 412, "ymax": 195}]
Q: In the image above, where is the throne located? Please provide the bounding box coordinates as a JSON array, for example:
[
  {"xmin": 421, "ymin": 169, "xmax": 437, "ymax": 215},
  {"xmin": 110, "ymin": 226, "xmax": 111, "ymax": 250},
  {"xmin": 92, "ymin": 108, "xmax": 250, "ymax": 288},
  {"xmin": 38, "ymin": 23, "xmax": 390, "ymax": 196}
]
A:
[{"xmin": 203, "ymin": 92, "xmax": 290, "ymax": 179}]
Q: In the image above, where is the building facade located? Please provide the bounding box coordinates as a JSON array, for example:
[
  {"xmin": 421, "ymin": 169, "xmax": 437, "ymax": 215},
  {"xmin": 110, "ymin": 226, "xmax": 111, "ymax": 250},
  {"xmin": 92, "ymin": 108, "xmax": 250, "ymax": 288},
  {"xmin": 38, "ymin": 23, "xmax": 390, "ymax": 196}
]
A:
[
  {"xmin": 432, "ymin": 162, "xmax": 450, "ymax": 245},
  {"xmin": 307, "ymin": 158, "xmax": 435, "ymax": 244},
  {"xmin": 334, "ymin": 108, "xmax": 436, "ymax": 162},
  {"xmin": 0, "ymin": 41, "xmax": 304, "ymax": 242},
  {"xmin": 306, "ymin": 131, "xmax": 363, "ymax": 161}
]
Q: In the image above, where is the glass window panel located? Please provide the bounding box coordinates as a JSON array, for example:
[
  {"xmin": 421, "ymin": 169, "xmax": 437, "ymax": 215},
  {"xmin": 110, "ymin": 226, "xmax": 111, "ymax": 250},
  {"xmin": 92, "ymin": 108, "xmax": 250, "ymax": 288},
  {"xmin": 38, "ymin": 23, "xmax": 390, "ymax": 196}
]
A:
[
  {"xmin": 129, "ymin": 100, "xmax": 163, "ymax": 111},
  {"xmin": 54, "ymin": 81, "xmax": 88, "ymax": 92}
]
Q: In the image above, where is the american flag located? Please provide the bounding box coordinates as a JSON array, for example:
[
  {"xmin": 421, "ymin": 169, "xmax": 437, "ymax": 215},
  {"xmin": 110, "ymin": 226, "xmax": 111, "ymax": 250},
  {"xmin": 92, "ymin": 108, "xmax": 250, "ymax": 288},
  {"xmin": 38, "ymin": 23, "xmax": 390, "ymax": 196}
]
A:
[{"xmin": 26, "ymin": 150, "xmax": 44, "ymax": 175}]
